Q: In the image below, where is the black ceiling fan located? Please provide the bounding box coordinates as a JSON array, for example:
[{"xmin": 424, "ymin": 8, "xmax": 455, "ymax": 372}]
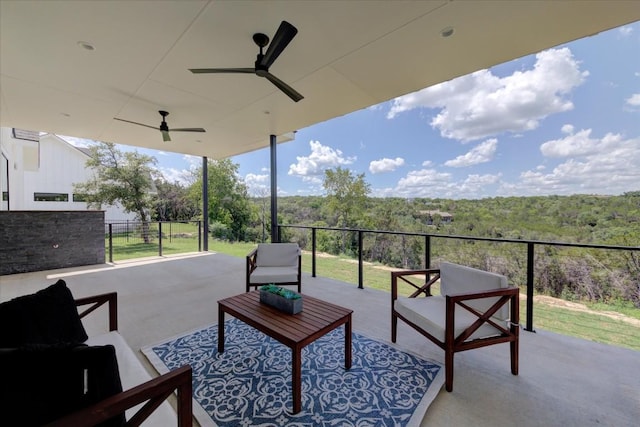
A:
[
  {"xmin": 189, "ymin": 20, "xmax": 303, "ymax": 102},
  {"xmin": 114, "ymin": 110, "xmax": 206, "ymax": 142}
]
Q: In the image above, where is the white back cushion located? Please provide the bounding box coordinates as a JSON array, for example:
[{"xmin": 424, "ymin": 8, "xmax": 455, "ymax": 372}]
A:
[
  {"xmin": 440, "ymin": 262, "xmax": 510, "ymax": 320},
  {"xmin": 256, "ymin": 243, "xmax": 300, "ymax": 267}
]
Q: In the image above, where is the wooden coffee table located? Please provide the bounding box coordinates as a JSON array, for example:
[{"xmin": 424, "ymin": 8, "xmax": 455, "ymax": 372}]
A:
[{"xmin": 217, "ymin": 291, "xmax": 353, "ymax": 414}]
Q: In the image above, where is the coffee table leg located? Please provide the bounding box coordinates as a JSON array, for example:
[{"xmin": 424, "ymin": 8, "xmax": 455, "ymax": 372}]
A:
[
  {"xmin": 292, "ymin": 348, "xmax": 302, "ymax": 414},
  {"xmin": 218, "ymin": 308, "xmax": 225, "ymax": 353},
  {"xmin": 345, "ymin": 314, "xmax": 352, "ymax": 369}
]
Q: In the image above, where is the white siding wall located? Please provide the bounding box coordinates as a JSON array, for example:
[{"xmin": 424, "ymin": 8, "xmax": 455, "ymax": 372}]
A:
[{"xmin": 0, "ymin": 128, "xmax": 136, "ymax": 221}]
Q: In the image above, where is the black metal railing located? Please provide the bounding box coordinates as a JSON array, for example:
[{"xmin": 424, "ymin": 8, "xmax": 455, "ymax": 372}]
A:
[
  {"xmin": 278, "ymin": 224, "xmax": 640, "ymax": 333},
  {"xmin": 106, "ymin": 221, "xmax": 202, "ymax": 262}
]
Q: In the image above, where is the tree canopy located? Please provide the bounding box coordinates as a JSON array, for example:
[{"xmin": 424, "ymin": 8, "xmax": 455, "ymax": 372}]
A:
[
  {"xmin": 74, "ymin": 142, "xmax": 158, "ymax": 222},
  {"xmin": 188, "ymin": 158, "xmax": 251, "ymax": 241}
]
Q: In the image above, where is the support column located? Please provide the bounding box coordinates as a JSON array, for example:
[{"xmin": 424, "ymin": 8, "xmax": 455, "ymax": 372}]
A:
[
  {"xmin": 270, "ymin": 135, "xmax": 278, "ymax": 243},
  {"xmin": 202, "ymin": 156, "xmax": 209, "ymax": 251}
]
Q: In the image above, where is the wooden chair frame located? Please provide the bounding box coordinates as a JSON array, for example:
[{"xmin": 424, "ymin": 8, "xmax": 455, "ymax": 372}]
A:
[{"xmin": 391, "ymin": 268, "xmax": 519, "ymax": 392}]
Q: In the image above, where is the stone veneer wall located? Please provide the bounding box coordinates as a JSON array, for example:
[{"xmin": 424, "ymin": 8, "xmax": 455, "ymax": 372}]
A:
[{"xmin": 0, "ymin": 211, "xmax": 105, "ymax": 275}]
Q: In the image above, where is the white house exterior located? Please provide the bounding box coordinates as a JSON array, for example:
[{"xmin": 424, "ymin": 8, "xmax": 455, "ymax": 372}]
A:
[{"xmin": 0, "ymin": 127, "xmax": 136, "ymax": 221}]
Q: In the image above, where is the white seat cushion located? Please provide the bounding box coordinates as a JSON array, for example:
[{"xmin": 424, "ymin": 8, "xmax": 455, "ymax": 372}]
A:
[
  {"xmin": 86, "ymin": 331, "xmax": 176, "ymax": 426},
  {"xmin": 256, "ymin": 243, "xmax": 300, "ymax": 267},
  {"xmin": 249, "ymin": 266, "xmax": 298, "ymax": 284},
  {"xmin": 394, "ymin": 296, "xmax": 504, "ymax": 342}
]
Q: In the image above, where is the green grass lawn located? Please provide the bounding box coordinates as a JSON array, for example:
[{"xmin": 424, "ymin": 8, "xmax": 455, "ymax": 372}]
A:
[{"xmin": 107, "ymin": 236, "xmax": 640, "ymax": 351}]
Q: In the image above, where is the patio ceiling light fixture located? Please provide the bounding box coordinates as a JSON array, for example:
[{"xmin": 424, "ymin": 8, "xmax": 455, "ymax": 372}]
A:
[
  {"xmin": 77, "ymin": 41, "xmax": 95, "ymax": 51},
  {"xmin": 440, "ymin": 26, "xmax": 455, "ymax": 38}
]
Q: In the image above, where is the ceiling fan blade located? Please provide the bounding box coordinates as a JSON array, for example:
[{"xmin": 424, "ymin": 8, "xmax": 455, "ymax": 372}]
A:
[
  {"xmin": 264, "ymin": 72, "xmax": 304, "ymax": 102},
  {"xmin": 161, "ymin": 130, "xmax": 171, "ymax": 142},
  {"xmin": 261, "ymin": 21, "xmax": 298, "ymax": 68},
  {"xmin": 189, "ymin": 68, "xmax": 254, "ymax": 74},
  {"xmin": 171, "ymin": 128, "xmax": 206, "ymax": 133},
  {"xmin": 113, "ymin": 117, "xmax": 157, "ymax": 130}
]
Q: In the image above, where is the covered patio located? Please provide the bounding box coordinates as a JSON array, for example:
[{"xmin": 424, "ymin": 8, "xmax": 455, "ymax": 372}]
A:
[
  {"xmin": 1, "ymin": 252, "xmax": 638, "ymax": 426},
  {"xmin": 2, "ymin": 2, "xmax": 640, "ymax": 425}
]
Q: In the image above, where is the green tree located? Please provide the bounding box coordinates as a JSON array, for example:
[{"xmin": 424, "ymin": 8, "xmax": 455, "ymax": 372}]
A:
[
  {"xmin": 74, "ymin": 142, "xmax": 158, "ymax": 242},
  {"xmin": 323, "ymin": 167, "xmax": 370, "ymax": 253},
  {"xmin": 152, "ymin": 179, "xmax": 198, "ymax": 221},
  {"xmin": 188, "ymin": 159, "xmax": 251, "ymax": 241}
]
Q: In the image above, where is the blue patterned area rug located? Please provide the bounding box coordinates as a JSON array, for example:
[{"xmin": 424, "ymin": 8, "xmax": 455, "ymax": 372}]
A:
[{"xmin": 142, "ymin": 318, "xmax": 444, "ymax": 427}]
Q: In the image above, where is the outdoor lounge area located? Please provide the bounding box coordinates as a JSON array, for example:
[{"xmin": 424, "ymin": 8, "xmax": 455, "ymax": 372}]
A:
[{"xmin": 1, "ymin": 251, "xmax": 638, "ymax": 426}]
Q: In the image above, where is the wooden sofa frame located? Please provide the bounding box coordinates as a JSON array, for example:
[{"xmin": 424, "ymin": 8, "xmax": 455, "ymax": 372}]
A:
[
  {"xmin": 391, "ymin": 268, "xmax": 519, "ymax": 392},
  {"xmin": 46, "ymin": 292, "xmax": 193, "ymax": 427}
]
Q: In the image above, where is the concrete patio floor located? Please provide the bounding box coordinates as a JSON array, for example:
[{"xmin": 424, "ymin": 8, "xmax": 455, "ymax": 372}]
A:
[{"xmin": 1, "ymin": 252, "xmax": 638, "ymax": 426}]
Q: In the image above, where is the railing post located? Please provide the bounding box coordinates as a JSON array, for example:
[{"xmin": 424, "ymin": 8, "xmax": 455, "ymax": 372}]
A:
[
  {"xmin": 312, "ymin": 227, "xmax": 317, "ymax": 277},
  {"xmin": 526, "ymin": 242, "xmax": 535, "ymax": 332},
  {"xmin": 158, "ymin": 222, "xmax": 163, "ymax": 257},
  {"xmin": 358, "ymin": 230, "xmax": 363, "ymax": 289},
  {"xmin": 425, "ymin": 235, "xmax": 431, "ymax": 268},
  {"xmin": 108, "ymin": 223, "xmax": 113, "ymax": 263},
  {"xmin": 424, "ymin": 234, "xmax": 432, "ymax": 296},
  {"xmin": 198, "ymin": 220, "xmax": 202, "ymax": 252}
]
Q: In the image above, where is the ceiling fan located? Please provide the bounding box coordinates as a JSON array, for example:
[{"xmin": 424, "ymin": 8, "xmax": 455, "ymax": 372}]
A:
[
  {"xmin": 189, "ymin": 20, "xmax": 303, "ymax": 102},
  {"xmin": 114, "ymin": 110, "xmax": 206, "ymax": 142}
]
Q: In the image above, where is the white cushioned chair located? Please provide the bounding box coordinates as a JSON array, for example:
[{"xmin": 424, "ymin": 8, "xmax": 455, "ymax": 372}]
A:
[
  {"xmin": 246, "ymin": 243, "xmax": 302, "ymax": 293},
  {"xmin": 391, "ymin": 262, "xmax": 519, "ymax": 392}
]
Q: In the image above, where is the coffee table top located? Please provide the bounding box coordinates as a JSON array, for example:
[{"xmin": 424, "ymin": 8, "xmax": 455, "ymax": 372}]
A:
[{"xmin": 218, "ymin": 291, "xmax": 352, "ymax": 347}]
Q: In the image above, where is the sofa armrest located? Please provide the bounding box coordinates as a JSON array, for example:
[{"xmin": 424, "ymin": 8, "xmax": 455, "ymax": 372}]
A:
[
  {"xmin": 75, "ymin": 292, "xmax": 118, "ymax": 332},
  {"xmin": 44, "ymin": 365, "xmax": 193, "ymax": 427}
]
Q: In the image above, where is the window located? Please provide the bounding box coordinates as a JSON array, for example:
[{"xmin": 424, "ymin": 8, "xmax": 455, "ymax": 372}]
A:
[
  {"xmin": 73, "ymin": 193, "xmax": 87, "ymax": 202},
  {"xmin": 34, "ymin": 192, "xmax": 69, "ymax": 202}
]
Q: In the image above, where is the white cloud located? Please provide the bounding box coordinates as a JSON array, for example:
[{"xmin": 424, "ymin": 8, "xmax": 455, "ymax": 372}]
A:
[
  {"xmin": 157, "ymin": 167, "xmax": 191, "ymax": 185},
  {"xmin": 626, "ymin": 93, "xmax": 640, "ymax": 106},
  {"xmin": 373, "ymin": 165, "xmax": 502, "ymax": 199},
  {"xmin": 387, "ymin": 47, "xmax": 587, "ymax": 142},
  {"xmin": 288, "ymin": 140, "xmax": 356, "ymax": 178},
  {"xmin": 457, "ymin": 173, "xmax": 501, "ymax": 194},
  {"xmin": 502, "ymin": 130, "xmax": 640, "ymax": 196},
  {"xmin": 244, "ymin": 173, "xmax": 270, "ymax": 194},
  {"xmin": 561, "ymin": 124, "xmax": 574, "ymax": 134},
  {"xmin": 619, "ymin": 26, "xmax": 633, "ymax": 37},
  {"xmin": 369, "ymin": 157, "xmax": 405, "ymax": 174},
  {"xmin": 540, "ymin": 128, "xmax": 621, "ymax": 158},
  {"xmin": 444, "ymin": 139, "xmax": 497, "ymax": 167},
  {"xmin": 59, "ymin": 135, "xmax": 92, "ymax": 148}
]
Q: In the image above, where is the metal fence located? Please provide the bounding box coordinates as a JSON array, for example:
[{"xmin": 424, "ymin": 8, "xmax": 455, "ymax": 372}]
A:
[
  {"xmin": 278, "ymin": 224, "xmax": 640, "ymax": 335},
  {"xmin": 105, "ymin": 221, "xmax": 202, "ymax": 262}
]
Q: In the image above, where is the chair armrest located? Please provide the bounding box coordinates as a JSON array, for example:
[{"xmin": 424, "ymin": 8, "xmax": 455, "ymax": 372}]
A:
[
  {"xmin": 45, "ymin": 365, "xmax": 193, "ymax": 427},
  {"xmin": 391, "ymin": 269, "xmax": 440, "ymax": 300},
  {"xmin": 75, "ymin": 292, "xmax": 118, "ymax": 332},
  {"xmin": 446, "ymin": 286, "xmax": 520, "ymax": 343},
  {"xmin": 246, "ymin": 248, "xmax": 258, "ymax": 274}
]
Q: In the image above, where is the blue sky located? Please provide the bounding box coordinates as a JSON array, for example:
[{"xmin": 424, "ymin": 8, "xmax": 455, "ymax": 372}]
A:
[{"xmin": 68, "ymin": 22, "xmax": 640, "ymax": 199}]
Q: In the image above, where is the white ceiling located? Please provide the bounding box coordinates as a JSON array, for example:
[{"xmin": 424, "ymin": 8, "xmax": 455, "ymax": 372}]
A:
[{"xmin": 1, "ymin": 1, "xmax": 639, "ymax": 159}]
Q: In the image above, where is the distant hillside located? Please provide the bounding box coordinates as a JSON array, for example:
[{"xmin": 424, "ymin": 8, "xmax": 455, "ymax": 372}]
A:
[{"xmin": 262, "ymin": 192, "xmax": 640, "ymax": 308}]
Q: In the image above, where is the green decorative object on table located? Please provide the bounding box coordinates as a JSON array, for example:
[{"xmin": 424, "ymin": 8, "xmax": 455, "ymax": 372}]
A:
[{"xmin": 259, "ymin": 284, "xmax": 303, "ymax": 314}]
